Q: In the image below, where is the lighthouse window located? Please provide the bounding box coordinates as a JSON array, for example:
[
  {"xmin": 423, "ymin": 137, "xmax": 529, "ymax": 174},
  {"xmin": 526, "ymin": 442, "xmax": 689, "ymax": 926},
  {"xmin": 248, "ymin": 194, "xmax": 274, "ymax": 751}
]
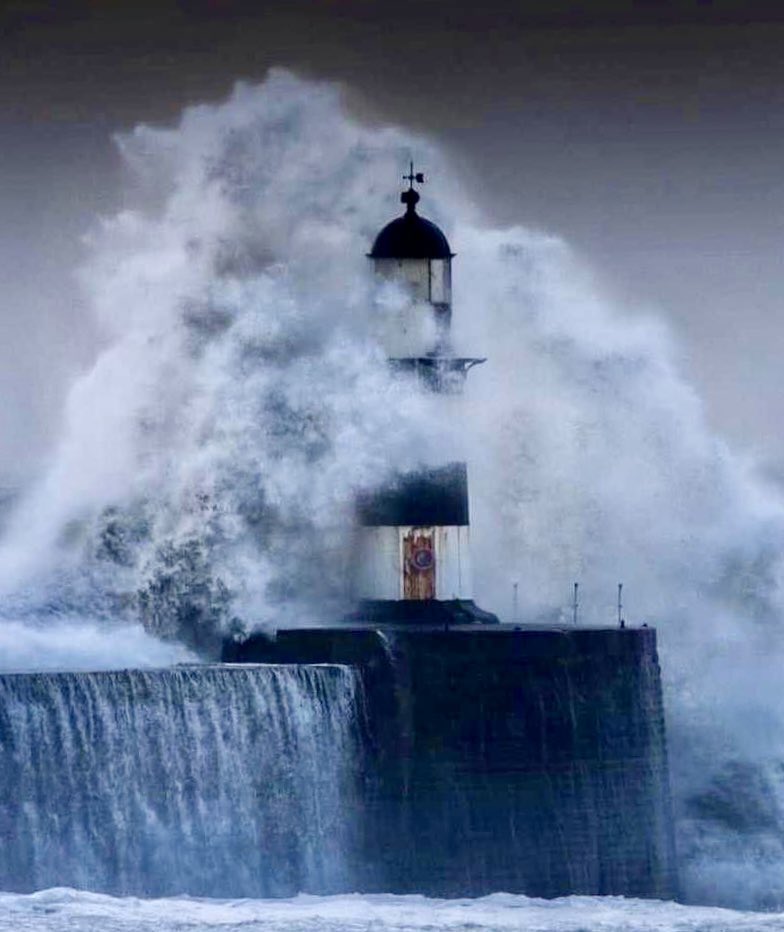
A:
[{"xmin": 429, "ymin": 260, "xmax": 450, "ymax": 304}]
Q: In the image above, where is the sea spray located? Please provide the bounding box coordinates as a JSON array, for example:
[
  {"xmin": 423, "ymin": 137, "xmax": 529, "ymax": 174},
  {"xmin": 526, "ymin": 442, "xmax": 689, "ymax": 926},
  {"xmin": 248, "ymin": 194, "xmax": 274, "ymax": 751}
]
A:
[
  {"xmin": 0, "ymin": 73, "xmax": 449, "ymax": 649},
  {"xmin": 0, "ymin": 69, "xmax": 782, "ymax": 905}
]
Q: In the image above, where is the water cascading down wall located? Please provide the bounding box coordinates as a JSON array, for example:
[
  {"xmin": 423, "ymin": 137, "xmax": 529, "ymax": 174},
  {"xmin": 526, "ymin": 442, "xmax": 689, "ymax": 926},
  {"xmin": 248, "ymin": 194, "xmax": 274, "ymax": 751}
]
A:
[{"xmin": 0, "ymin": 665, "xmax": 365, "ymax": 897}]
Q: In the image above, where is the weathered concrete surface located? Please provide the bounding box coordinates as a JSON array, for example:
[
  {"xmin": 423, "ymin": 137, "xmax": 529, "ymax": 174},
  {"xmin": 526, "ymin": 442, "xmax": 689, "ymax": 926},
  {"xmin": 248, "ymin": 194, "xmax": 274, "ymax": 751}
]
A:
[{"xmin": 228, "ymin": 625, "xmax": 678, "ymax": 900}]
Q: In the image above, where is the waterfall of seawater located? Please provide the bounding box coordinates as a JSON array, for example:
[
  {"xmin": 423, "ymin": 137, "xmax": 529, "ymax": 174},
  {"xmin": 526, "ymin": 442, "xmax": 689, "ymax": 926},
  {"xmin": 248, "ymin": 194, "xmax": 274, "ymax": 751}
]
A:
[{"xmin": 0, "ymin": 664, "xmax": 363, "ymax": 897}]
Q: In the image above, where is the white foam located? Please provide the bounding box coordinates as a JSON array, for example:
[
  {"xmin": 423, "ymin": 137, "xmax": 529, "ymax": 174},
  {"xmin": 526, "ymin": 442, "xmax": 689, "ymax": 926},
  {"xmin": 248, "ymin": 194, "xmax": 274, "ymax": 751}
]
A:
[
  {"xmin": 0, "ymin": 618, "xmax": 192, "ymax": 672},
  {"xmin": 0, "ymin": 890, "xmax": 783, "ymax": 932}
]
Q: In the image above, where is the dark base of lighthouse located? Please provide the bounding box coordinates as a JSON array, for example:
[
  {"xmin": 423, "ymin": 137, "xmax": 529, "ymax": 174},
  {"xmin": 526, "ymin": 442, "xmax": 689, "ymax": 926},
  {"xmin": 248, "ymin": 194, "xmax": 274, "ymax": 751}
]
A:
[
  {"xmin": 224, "ymin": 624, "xmax": 679, "ymax": 900},
  {"xmin": 345, "ymin": 598, "xmax": 499, "ymax": 625}
]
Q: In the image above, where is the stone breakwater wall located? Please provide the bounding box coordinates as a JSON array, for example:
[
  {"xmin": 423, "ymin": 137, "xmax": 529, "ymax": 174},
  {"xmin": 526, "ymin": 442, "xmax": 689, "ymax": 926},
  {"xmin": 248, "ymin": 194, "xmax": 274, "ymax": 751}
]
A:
[{"xmin": 257, "ymin": 625, "xmax": 679, "ymax": 899}]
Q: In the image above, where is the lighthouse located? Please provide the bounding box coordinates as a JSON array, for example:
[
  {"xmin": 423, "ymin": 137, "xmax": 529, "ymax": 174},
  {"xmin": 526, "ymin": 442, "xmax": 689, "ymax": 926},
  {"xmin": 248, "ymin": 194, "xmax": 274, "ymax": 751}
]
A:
[
  {"xmin": 351, "ymin": 165, "xmax": 497, "ymax": 625},
  {"xmin": 368, "ymin": 163, "xmax": 485, "ymax": 393},
  {"xmin": 225, "ymin": 165, "xmax": 678, "ymax": 903}
]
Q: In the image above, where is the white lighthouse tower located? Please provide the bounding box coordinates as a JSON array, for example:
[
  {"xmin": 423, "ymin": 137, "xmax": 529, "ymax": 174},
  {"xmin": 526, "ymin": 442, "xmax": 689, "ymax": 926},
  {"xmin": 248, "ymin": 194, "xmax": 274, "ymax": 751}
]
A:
[
  {"xmin": 351, "ymin": 166, "xmax": 497, "ymax": 625},
  {"xmin": 369, "ymin": 163, "xmax": 484, "ymax": 392}
]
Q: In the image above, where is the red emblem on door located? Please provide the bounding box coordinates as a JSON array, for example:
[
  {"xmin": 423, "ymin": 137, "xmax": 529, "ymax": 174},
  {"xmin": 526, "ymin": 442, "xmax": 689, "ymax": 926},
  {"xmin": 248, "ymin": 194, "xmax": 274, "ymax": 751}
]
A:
[{"xmin": 403, "ymin": 529, "xmax": 435, "ymax": 600}]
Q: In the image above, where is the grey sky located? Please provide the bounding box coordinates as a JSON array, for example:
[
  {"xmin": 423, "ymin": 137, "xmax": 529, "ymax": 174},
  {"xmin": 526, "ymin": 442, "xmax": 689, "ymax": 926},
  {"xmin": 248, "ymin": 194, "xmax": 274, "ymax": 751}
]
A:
[{"xmin": 2, "ymin": 1, "xmax": 784, "ymax": 480}]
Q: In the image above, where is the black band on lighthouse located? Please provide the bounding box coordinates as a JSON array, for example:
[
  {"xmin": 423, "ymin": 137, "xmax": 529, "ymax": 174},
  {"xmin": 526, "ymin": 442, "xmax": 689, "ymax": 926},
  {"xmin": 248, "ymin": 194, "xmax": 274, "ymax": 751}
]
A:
[{"xmin": 356, "ymin": 462, "xmax": 469, "ymax": 527}]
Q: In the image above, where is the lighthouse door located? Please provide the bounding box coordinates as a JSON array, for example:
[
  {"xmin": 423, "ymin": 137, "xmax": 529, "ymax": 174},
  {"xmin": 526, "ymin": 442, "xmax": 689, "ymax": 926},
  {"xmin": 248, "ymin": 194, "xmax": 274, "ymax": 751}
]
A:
[{"xmin": 402, "ymin": 528, "xmax": 436, "ymax": 600}]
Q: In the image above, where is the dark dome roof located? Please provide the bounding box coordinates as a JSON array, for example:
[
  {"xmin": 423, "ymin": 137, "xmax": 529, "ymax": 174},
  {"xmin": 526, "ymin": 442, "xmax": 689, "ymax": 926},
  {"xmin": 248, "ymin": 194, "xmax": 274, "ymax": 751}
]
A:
[{"xmin": 370, "ymin": 211, "xmax": 453, "ymax": 260}]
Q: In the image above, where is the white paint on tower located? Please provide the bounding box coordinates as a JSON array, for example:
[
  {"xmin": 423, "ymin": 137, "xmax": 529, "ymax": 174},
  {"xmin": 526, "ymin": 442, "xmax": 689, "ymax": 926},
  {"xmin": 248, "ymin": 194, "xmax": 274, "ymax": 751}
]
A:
[{"xmin": 354, "ymin": 525, "xmax": 472, "ymax": 601}]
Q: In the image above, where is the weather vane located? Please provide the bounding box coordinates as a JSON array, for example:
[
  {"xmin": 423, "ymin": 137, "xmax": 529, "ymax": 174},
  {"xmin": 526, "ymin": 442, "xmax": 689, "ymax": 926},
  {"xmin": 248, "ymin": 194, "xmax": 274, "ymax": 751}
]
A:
[{"xmin": 403, "ymin": 161, "xmax": 425, "ymax": 189}]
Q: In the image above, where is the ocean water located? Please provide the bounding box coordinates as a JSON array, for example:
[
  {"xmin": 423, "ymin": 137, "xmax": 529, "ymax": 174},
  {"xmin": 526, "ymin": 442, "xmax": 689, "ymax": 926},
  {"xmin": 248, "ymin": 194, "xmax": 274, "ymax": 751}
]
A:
[{"xmin": 1, "ymin": 890, "xmax": 783, "ymax": 932}]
